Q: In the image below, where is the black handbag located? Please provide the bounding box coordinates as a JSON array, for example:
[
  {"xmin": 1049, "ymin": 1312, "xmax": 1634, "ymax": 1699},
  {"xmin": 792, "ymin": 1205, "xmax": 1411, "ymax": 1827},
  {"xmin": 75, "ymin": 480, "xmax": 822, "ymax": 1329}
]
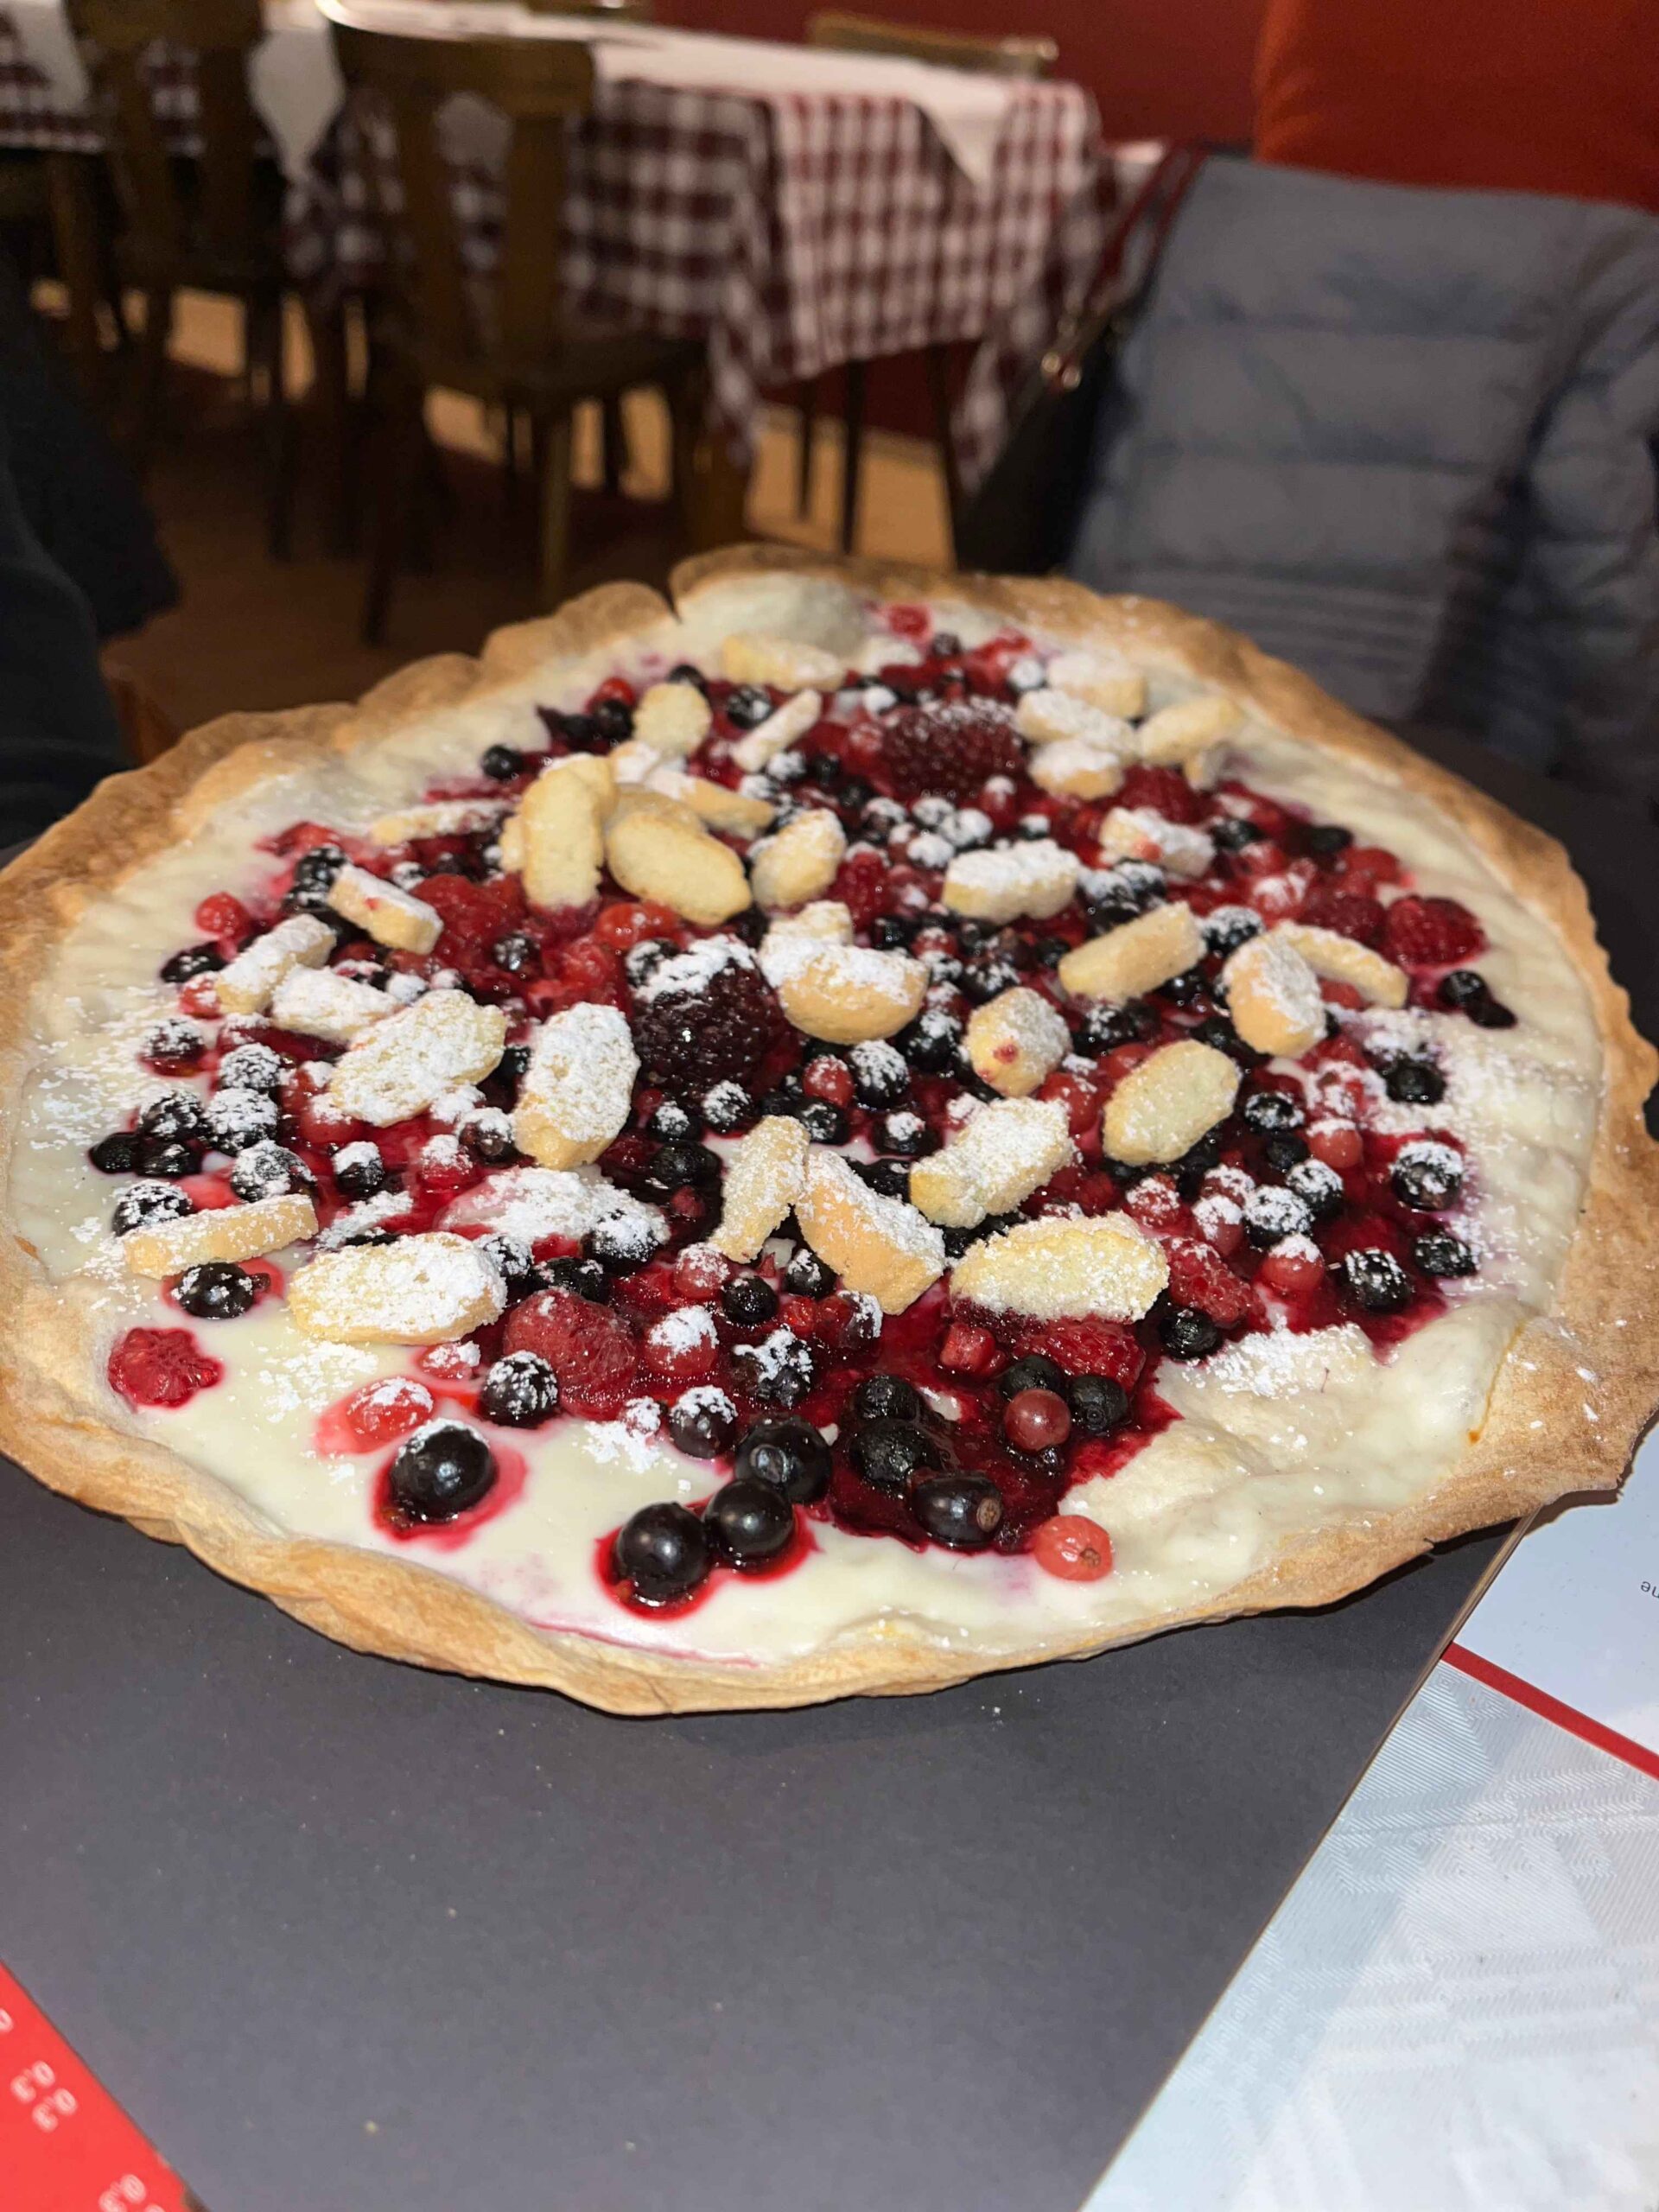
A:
[{"xmin": 955, "ymin": 142, "xmax": 1207, "ymax": 576}]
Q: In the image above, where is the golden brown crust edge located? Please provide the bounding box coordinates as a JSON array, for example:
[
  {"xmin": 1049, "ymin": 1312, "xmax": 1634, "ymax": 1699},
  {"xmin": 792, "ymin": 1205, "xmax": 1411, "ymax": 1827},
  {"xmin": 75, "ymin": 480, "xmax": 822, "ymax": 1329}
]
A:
[{"xmin": 0, "ymin": 548, "xmax": 1655, "ymax": 1715}]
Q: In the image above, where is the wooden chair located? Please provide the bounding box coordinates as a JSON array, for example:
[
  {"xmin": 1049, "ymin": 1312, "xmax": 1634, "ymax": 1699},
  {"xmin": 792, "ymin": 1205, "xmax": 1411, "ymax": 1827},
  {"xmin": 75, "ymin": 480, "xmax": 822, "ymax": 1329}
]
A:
[
  {"xmin": 798, "ymin": 10, "xmax": 1058, "ymax": 559},
  {"xmin": 332, "ymin": 22, "xmax": 703, "ymax": 643},
  {"xmin": 69, "ymin": 0, "xmax": 298, "ymax": 558}
]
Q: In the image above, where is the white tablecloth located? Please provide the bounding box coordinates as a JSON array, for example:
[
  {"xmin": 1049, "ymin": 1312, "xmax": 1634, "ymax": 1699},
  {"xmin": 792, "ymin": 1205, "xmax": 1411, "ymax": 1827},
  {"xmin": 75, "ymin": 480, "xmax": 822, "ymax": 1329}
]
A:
[{"xmin": 1088, "ymin": 1662, "xmax": 1659, "ymax": 2211}]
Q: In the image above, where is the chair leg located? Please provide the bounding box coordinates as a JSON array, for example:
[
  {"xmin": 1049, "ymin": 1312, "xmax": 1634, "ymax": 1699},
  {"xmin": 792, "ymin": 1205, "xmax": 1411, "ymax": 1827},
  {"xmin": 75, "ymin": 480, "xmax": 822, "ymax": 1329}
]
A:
[
  {"xmin": 795, "ymin": 377, "xmax": 819, "ymax": 518},
  {"xmin": 363, "ymin": 379, "xmax": 424, "ymax": 646},
  {"xmin": 306, "ymin": 296, "xmax": 357, "ymax": 557},
  {"xmin": 43, "ymin": 155, "xmax": 105, "ymax": 409},
  {"xmin": 536, "ymin": 405, "xmax": 575, "ymax": 607},
  {"xmin": 924, "ymin": 340, "xmax": 962, "ymax": 562},
  {"xmin": 599, "ymin": 391, "xmax": 626, "ymax": 496},
  {"xmin": 667, "ymin": 367, "xmax": 705, "ymax": 549},
  {"xmin": 839, "ymin": 358, "xmax": 866, "ymax": 556},
  {"xmin": 132, "ymin": 285, "xmax": 174, "ymax": 469}
]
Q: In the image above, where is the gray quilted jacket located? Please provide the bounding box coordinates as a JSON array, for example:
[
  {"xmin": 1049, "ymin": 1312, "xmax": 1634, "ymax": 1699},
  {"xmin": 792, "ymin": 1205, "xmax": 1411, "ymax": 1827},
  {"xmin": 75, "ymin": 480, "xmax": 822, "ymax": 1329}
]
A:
[{"xmin": 1067, "ymin": 156, "xmax": 1659, "ymax": 803}]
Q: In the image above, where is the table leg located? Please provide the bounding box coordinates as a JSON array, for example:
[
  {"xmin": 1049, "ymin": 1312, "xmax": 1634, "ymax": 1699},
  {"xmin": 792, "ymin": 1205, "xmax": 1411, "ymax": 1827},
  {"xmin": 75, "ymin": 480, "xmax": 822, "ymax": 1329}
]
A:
[
  {"xmin": 44, "ymin": 154, "xmax": 106, "ymax": 409},
  {"xmin": 839, "ymin": 357, "xmax": 866, "ymax": 556},
  {"xmin": 684, "ymin": 428, "xmax": 752, "ymax": 552}
]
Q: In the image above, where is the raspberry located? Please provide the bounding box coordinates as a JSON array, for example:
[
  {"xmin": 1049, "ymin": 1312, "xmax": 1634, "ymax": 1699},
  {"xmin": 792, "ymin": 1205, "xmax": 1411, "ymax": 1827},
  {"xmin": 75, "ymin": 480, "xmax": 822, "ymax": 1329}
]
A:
[
  {"xmin": 194, "ymin": 891, "xmax": 252, "ymax": 942},
  {"xmin": 1116, "ymin": 764, "xmax": 1207, "ymax": 825},
  {"xmin": 505, "ymin": 1288, "xmax": 639, "ymax": 1418},
  {"xmin": 1165, "ymin": 1238, "xmax": 1250, "ymax": 1325},
  {"xmin": 938, "ymin": 1319, "xmax": 998, "ymax": 1375},
  {"xmin": 334, "ymin": 1376, "xmax": 437, "ymax": 1449},
  {"xmin": 1015, "ymin": 1315, "xmax": 1145, "ymax": 1391},
  {"xmin": 880, "ymin": 702, "xmax": 1021, "ymax": 801},
  {"xmin": 641, "ymin": 1307, "xmax": 720, "ymax": 1382},
  {"xmin": 1299, "ymin": 887, "xmax": 1385, "ymax": 946},
  {"xmin": 1381, "ymin": 896, "xmax": 1486, "ymax": 969},
  {"xmin": 419, "ymin": 872, "xmax": 525, "ymax": 968},
  {"xmin": 108, "ymin": 1326, "xmax": 224, "ymax": 1408},
  {"xmin": 631, "ymin": 948, "xmax": 785, "ymax": 1090},
  {"xmin": 831, "ymin": 848, "xmax": 890, "ymax": 930}
]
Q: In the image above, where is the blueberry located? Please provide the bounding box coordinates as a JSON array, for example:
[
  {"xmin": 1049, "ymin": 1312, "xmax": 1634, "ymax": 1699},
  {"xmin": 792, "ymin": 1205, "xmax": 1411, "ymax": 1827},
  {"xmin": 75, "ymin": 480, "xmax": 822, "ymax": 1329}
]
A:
[
  {"xmin": 112, "ymin": 1181, "xmax": 193, "ymax": 1236},
  {"xmin": 476, "ymin": 1232, "xmax": 537, "ymax": 1302},
  {"xmin": 1243, "ymin": 1185, "xmax": 1314, "ymax": 1248},
  {"xmin": 139, "ymin": 1090, "xmax": 210, "ymax": 1145},
  {"xmin": 137, "ymin": 1138, "xmax": 198, "ymax": 1179},
  {"xmin": 1436, "ymin": 969, "xmax": 1488, "ymax": 1011},
  {"xmin": 648, "ymin": 1141, "xmax": 721, "ymax": 1192},
  {"xmin": 1077, "ymin": 1001, "xmax": 1159, "ymax": 1054},
  {"xmin": 1287, "ymin": 1156, "xmax": 1345, "ymax": 1221},
  {"xmin": 387, "ymin": 1422, "xmax": 496, "ymax": 1523},
  {"xmin": 477, "ymin": 1351, "xmax": 559, "ymax": 1428},
  {"xmin": 89, "ymin": 1132, "xmax": 143, "ymax": 1174},
  {"xmin": 332, "ymin": 1144, "xmax": 387, "ymax": 1199},
  {"xmin": 1211, "ymin": 817, "xmax": 1264, "ymax": 853},
  {"xmin": 803, "ymin": 750, "xmax": 842, "ymax": 789},
  {"xmin": 480, "ymin": 743, "xmax": 524, "ymax": 780},
  {"xmin": 1384, "ymin": 1058, "xmax": 1446, "ymax": 1105},
  {"xmin": 962, "ymin": 956, "xmax": 1023, "ymax": 1004},
  {"xmin": 230, "ymin": 1141, "xmax": 310, "ymax": 1202},
  {"xmin": 798, "ymin": 1100, "xmax": 849, "ymax": 1145},
  {"xmin": 705, "ymin": 1477, "xmax": 795, "ymax": 1565},
  {"xmin": 1201, "ymin": 906, "xmax": 1263, "ymax": 957},
  {"xmin": 1159, "ymin": 965, "xmax": 1208, "ymax": 1007},
  {"xmin": 1160, "ymin": 1306, "xmax": 1223, "ymax": 1360},
  {"xmin": 1262, "ymin": 1131, "xmax": 1310, "ymax": 1173},
  {"xmin": 291, "ymin": 843, "xmax": 346, "ymax": 895},
  {"xmin": 582, "ymin": 1216, "xmax": 656, "ymax": 1274},
  {"xmin": 160, "ymin": 942, "xmax": 225, "ymax": 983},
  {"xmin": 1339, "ymin": 1249, "xmax": 1413, "ymax": 1311},
  {"xmin": 875, "ymin": 1110, "xmax": 935, "ymax": 1158},
  {"xmin": 1468, "ymin": 995, "xmax": 1517, "ymax": 1030},
  {"xmin": 613, "ymin": 1500, "xmax": 711, "ymax": 1602},
  {"xmin": 491, "ymin": 931, "xmax": 539, "ymax": 975},
  {"xmin": 1413, "ymin": 1230, "xmax": 1476, "ymax": 1279},
  {"xmin": 850, "ymin": 1419, "xmax": 933, "ymax": 1492},
  {"xmin": 1241, "ymin": 1087, "xmax": 1305, "ymax": 1135},
  {"xmin": 175, "ymin": 1261, "xmax": 257, "ymax": 1320},
  {"xmin": 911, "ymin": 1471, "xmax": 1004, "ymax": 1549},
  {"xmin": 897, "ymin": 1012, "xmax": 963, "ymax": 1074},
  {"xmin": 592, "ymin": 697, "xmax": 634, "ymax": 746},
  {"xmin": 870, "ymin": 916, "xmax": 918, "ymax": 950},
  {"xmin": 1300, "ymin": 823, "xmax": 1352, "ymax": 858},
  {"xmin": 721, "ymin": 1274, "xmax": 779, "ymax": 1326},
  {"xmin": 735, "ymin": 1330, "xmax": 817, "ymax": 1406},
  {"xmin": 857, "ymin": 1160, "xmax": 912, "ymax": 1200},
  {"xmin": 783, "ymin": 1247, "xmax": 835, "ymax": 1297},
  {"xmin": 734, "ymin": 1417, "xmax": 832, "ymax": 1503},
  {"xmin": 701, "ymin": 1082, "xmax": 753, "ymax": 1135},
  {"xmin": 853, "ymin": 1372, "xmax": 922, "ymax": 1423},
  {"xmin": 668, "ymin": 1389, "xmax": 739, "ymax": 1459},
  {"xmin": 667, "ymin": 661, "xmax": 710, "ymax": 694},
  {"xmin": 1391, "ymin": 1143, "xmax": 1464, "ymax": 1211},
  {"xmin": 1067, "ymin": 1373, "xmax": 1129, "ymax": 1433},
  {"xmin": 849, "ymin": 1040, "xmax": 910, "ymax": 1108},
  {"xmin": 1192, "ymin": 1014, "xmax": 1259, "ymax": 1066},
  {"xmin": 724, "ymin": 685, "xmax": 773, "ymax": 730},
  {"xmin": 542, "ymin": 1255, "xmax": 613, "ymax": 1302},
  {"xmin": 997, "ymin": 1352, "xmax": 1065, "ymax": 1400},
  {"xmin": 461, "ymin": 1110, "xmax": 516, "ymax": 1165}
]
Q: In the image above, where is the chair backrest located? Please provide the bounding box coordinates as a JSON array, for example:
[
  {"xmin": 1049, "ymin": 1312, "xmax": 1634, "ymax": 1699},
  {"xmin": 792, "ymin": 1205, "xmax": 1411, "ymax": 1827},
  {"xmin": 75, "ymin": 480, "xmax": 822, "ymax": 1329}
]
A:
[
  {"xmin": 805, "ymin": 10, "xmax": 1057, "ymax": 79},
  {"xmin": 70, "ymin": 0, "xmax": 266, "ymax": 279},
  {"xmin": 331, "ymin": 23, "xmax": 596, "ymax": 374},
  {"xmin": 521, "ymin": 0, "xmax": 653, "ymax": 16}
]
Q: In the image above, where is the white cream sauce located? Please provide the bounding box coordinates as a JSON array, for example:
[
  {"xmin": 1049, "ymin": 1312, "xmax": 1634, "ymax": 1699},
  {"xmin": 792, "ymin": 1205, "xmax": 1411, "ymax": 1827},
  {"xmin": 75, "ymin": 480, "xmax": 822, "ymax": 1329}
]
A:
[{"xmin": 4, "ymin": 580, "xmax": 1605, "ymax": 1666}]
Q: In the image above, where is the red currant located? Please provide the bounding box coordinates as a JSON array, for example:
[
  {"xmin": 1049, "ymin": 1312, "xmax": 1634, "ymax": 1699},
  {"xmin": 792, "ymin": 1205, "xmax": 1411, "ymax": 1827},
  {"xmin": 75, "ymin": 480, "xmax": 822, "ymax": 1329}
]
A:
[{"xmin": 1032, "ymin": 1515, "xmax": 1114, "ymax": 1581}]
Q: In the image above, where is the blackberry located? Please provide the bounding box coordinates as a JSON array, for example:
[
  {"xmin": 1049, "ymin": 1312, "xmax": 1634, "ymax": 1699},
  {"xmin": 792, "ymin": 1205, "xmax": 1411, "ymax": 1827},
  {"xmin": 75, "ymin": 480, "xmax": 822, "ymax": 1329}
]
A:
[
  {"xmin": 290, "ymin": 842, "xmax": 346, "ymax": 895},
  {"xmin": 1160, "ymin": 1305, "xmax": 1223, "ymax": 1360},
  {"xmin": 1077, "ymin": 1000, "xmax": 1159, "ymax": 1054},
  {"xmin": 89, "ymin": 1132, "xmax": 142, "ymax": 1174},
  {"xmin": 480, "ymin": 744, "xmax": 524, "ymax": 780},
  {"xmin": 856, "ymin": 1159, "xmax": 912, "ymax": 1200},
  {"xmin": 542, "ymin": 1255, "xmax": 613, "ymax": 1301},
  {"xmin": 625, "ymin": 938, "xmax": 674, "ymax": 988},
  {"xmin": 229, "ymin": 1141, "xmax": 310, "ymax": 1202},
  {"xmin": 850, "ymin": 1419, "xmax": 933, "ymax": 1493},
  {"xmin": 880, "ymin": 700, "xmax": 1021, "ymax": 802},
  {"xmin": 1211, "ymin": 817, "xmax": 1265, "ymax": 853},
  {"xmin": 112, "ymin": 1181, "xmax": 192, "ymax": 1236},
  {"xmin": 479, "ymin": 1351, "xmax": 560, "ymax": 1428},
  {"xmin": 206, "ymin": 1087, "xmax": 280, "ymax": 1153},
  {"xmin": 1413, "ymin": 1230, "xmax": 1476, "ymax": 1278},
  {"xmin": 139, "ymin": 1090, "xmax": 210, "ymax": 1146},
  {"xmin": 1339, "ymin": 1248, "xmax": 1413, "ymax": 1312},
  {"xmin": 1300, "ymin": 822, "xmax": 1352, "ymax": 859},
  {"xmin": 631, "ymin": 944, "xmax": 785, "ymax": 1090},
  {"xmin": 645, "ymin": 1098, "xmax": 699, "ymax": 1143},
  {"xmin": 721, "ymin": 1274, "xmax": 779, "ymax": 1327},
  {"xmin": 160, "ymin": 942, "xmax": 224, "ymax": 983},
  {"xmin": 216, "ymin": 1044, "xmax": 283, "ymax": 1096},
  {"xmin": 1384, "ymin": 1058, "xmax": 1446, "ymax": 1105},
  {"xmin": 783, "ymin": 1247, "xmax": 836, "ymax": 1297},
  {"xmin": 143, "ymin": 1019, "xmax": 207, "ymax": 1073},
  {"xmin": 175, "ymin": 1262, "xmax": 258, "ymax": 1321}
]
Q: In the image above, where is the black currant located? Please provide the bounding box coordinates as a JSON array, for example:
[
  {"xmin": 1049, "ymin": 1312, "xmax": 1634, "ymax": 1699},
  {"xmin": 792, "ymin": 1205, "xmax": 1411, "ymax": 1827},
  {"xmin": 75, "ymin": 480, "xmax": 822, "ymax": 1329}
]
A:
[
  {"xmin": 479, "ymin": 1351, "xmax": 560, "ymax": 1428},
  {"xmin": 387, "ymin": 1423, "xmax": 497, "ymax": 1522},
  {"xmin": 852, "ymin": 1372, "xmax": 922, "ymax": 1423},
  {"xmin": 721, "ymin": 1274, "xmax": 779, "ymax": 1326},
  {"xmin": 613, "ymin": 1501, "xmax": 710, "ymax": 1602},
  {"xmin": 1067, "ymin": 1374, "xmax": 1129, "ymax": 1433},
  {"xmin": 1160, "ymin": 1306, "xmax": 1223, "ymax": 1360},
  {"xmin": 1385, "ymin": 1058, "xmax": 1446, "ymax": 1105},
  {"xmin": 705, "ymin": 1478, "xmax": 795, "ymax": 1566},
  {"xmin": 1413, "ymin": 1230, "xmax": 1476, "ymax": 1278},
  {"xmin": 997, "ymin": 1352, "xmax": 1065, "ymax": 1400},
  {"xmin": 1339, "ymin": 1248, "xmax": 1414, "ymax": 1311},
  {"xmin": 174, "ymin": 1261, "xmax": 257, "ymax": 1319},
  {"xmin": 912, "ymin": 1471, "xmax": 1003, "ymax": 1549}
]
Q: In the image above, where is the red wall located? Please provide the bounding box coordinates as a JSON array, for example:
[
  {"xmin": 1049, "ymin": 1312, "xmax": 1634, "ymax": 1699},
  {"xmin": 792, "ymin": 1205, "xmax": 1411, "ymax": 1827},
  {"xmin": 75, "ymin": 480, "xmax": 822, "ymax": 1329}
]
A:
[{"xmin": 669, "ymin": 0, "xmax": 1267, "ymax": 143}]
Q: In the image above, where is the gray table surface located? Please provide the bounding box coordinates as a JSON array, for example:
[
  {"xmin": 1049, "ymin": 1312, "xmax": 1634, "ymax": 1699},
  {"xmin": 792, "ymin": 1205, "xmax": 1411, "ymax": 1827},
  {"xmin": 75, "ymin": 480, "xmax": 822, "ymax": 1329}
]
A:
[{"xmin": 1, "ymin": 734, "xmax": 1650, "ymax": 2212}]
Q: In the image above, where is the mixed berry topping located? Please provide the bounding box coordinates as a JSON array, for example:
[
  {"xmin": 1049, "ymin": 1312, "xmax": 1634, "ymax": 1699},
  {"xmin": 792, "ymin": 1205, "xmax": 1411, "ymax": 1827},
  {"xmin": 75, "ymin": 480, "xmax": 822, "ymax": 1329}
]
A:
[{"xmin": 89, "ymin": 606, "xmax": 1522, "ymax": 1618}]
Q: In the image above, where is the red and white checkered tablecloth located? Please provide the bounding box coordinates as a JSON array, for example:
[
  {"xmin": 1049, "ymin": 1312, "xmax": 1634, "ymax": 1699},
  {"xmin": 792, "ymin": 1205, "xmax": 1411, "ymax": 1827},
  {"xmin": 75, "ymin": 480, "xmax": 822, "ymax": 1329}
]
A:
[{"xmin": 0, "ymin": 3, "xmax": 1111, "ymax": 468}]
